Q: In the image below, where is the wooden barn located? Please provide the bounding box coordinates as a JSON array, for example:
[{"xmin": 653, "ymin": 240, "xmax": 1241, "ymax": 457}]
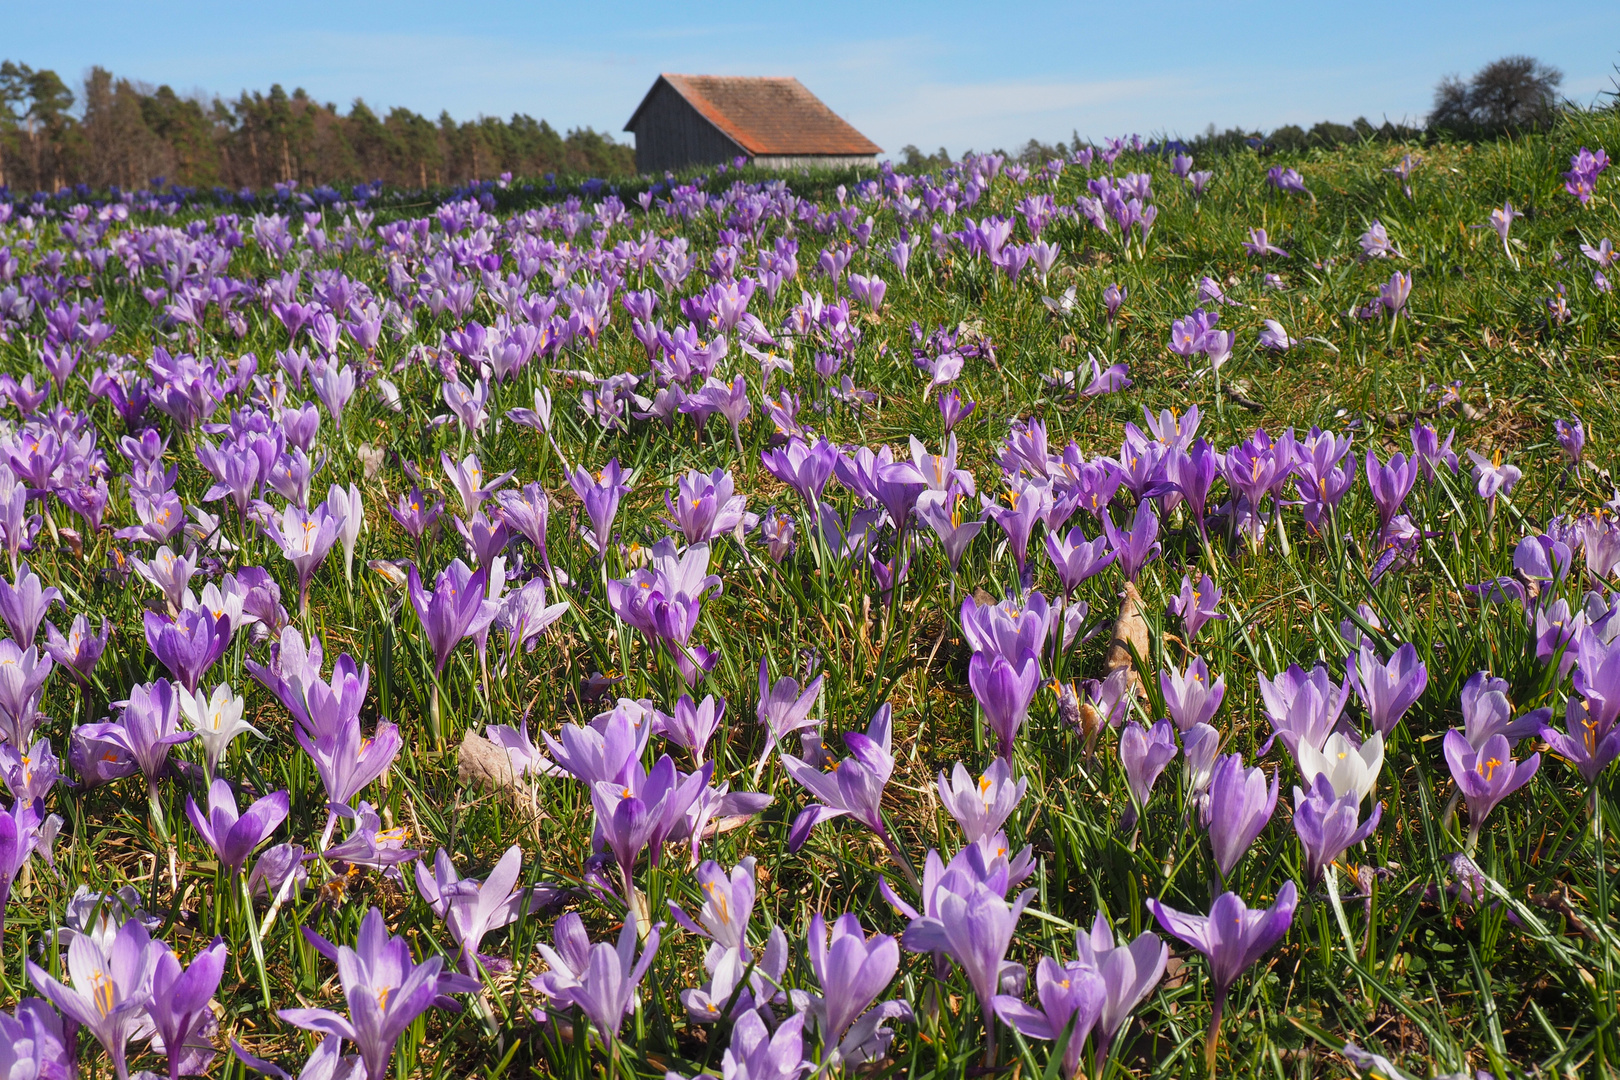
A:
[{"xmin": 624, "ymin": 74, "xmax": 881, "ymax": 176}]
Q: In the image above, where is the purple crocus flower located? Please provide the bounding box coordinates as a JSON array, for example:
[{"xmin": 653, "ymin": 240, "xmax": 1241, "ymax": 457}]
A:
[
  {"xmin": 1242, "ymin": 228, "xmax": 1288, "ymax": 258},
  {"xmin": 263, "ymin": 501, "xmax": 342, "ymax": 613},
  {"xmin": 1292, "ymin": 775, "xmax": 1382, "ymax": 885},
  {"xmin": 495, "ymin": 483, "xmax": 552, "ymax": 569},
  {"xmin": 782, "ymin": 704, "xmax": 898, "ymax": 857},
  {"xmin": 0, "ymin": 736, "xmax": 58, "ymax": 804},
  {"xmin": 566, "ymin": 459, "xmax": 630, "ymax": 555},
  {"xmin": 1169, "ymin": 573, "xmax": 1224, "ymax": 640},
  {"xmin": 296, "ymin": 715, "xmax": 401, "ymax": 838},
  {"xmin": 719, "ymin": 1010, "xmax": 808, "ymax": 1080},
  {"xmin": 798, "ymin": 911, "xmax": 911, "ymax": 1066},
  {"xmin": 1555, "ymin": 417, "xmax": 1585, "ymax": 468},
  {"xmin": 540, "ymin": 909, "xmax": 663, "ymax": 1044},
  {"xmin": 1119, "ymin": 718, "xmax": 1176, "ymax": 809},
  {"xmin": 937, "ymin": 758, "xmax": 1027, "ymax": 845},
  {"xmin": 992, "ymin": 958, "xmax": 1105, "ymax": 1078},
  {"xmin": 185, "ymin": 779, "xmax": 289, "ymax": 877},
  {"xmin": 146, "ymin": 938, "xmax": 228, "ymax": 1080},
  {"xmin": 904, "ymin": 881, "xmax": 1032, "ymax": 1064},
  {"xmin": 543, "ymin": 701, "xmax": 651, "ymax": 788},
  {"xmin": 1206, "ymin": 752, "xmax": 1279, "ymax": 878},
  {"xmin": 1380, "ymin": 271, "xmax": 1412, "ymax": 317},
  {"xmin": 1541, "ymin": 696, "xmax": 1620, "ymax": 785},
  {"xmin": 1364, "ymin": 450, "xmax": 1418, "ymax": 537},
  {"xmin": 1071, "ymin": 912, "xmax": 1168, "ymax": 1059},
  {"xmin": 1443, "ymin": 730, "xmax": 1539, "ymax": 848},
  {"xmin": 1148, "ymin": 882, "xmax": 1298, "ymax": 1072},
  {"xmin": 1347, "ymin": 642, "xmax": 1427, "ymax": 737},
  {"xmin": 1258, "ymin": 663, "xmax": 1350, "ymax": 760},
  {"xmin": 1514, "ymin": 533, "xmax": 1571, "ymax": 583},
  {"xmin": 1160, "ymin": 656, "xmax": 1224, "ymax": 732},
  {"xmin": 441, "ymin": 452, "xmax": 512, "ymax": 516},
  {"xmin": 387, "ymin": 485, "xmax": 443, "ymax": 540},
  {"xmin": 916, "ymin": 487, "xmax": 985, "ymax": 573},
  {"xmin": 0, "ymin": 560, "xmax": 59, "ymax": 644},
  {"xmin": 27, "ymin": 916, "xmax": 157, "ymax": 1080},
  {"xmin": 0, "ymin": 639, "xmax": 51, "ymax": 746},
  {"xmin": 1409, "ymin": 423, "xmax": 1458, "ymax": 482},
  {"xmin": 324, "ymin": 801, "xmax": 420, "ymax": 878},
  {"xmin": 79, "ymin": 678, "xmax": 192, "ymax": 796},
  {"xmin": 592, "ymin": 754, "xmax": 710, "ymax": 884},
  {"xmin": 984, "ymin": 480, "xmax": 1049, "ymax": 583},
  {"xmin": 45, "ymin": 613, "xmax": 110, "ymax": 686},
  {"xmin": 666, "ymin": 469, "xmax": 749, "ymax": 546},
  {"xmin": 1101, "ymin": 502, "xmax": 1160, "ymax": 583},
  {"xmin": 0, "ymin": 998, "xmax": 75, "ymax": 1080},
  {"xmin": 1459, "ymin": 670, "xmax": 1547, "ymax": 748},
  {"xmin": 1043, "ymin": 526, "xmax": 1116, "ymax": 596},
  {"xmin": 0, "ymin": 798, "xmax": 55, "ymax": 936},
  {"xmin": 754, "ymin": 656, "xmax": 826, "ymax": 776},
  {"xmin": 961, "ymin": 591, "xmax": 1053, "ymax": 664},
  {"xmin": 650, "ymin": 693, "xmax": 725, "ymax": 765},
  {"xmin": 761, "ymin": 437, "xmax": 839, "ymax": 508},
  {"xmin": 280, "ymin": 907, "xmax": 480, "ymax": 1080},
  {"xmin": 406, "ymin": 561, "xmax": 488, "ymax": 674},
  {"xmin": 414, "ymin": 845, "xmax": 552, "ymax": 976},
  {"xmin": 143, "ymin": 608, "xmax": 230, "ymax": 693},
  {"xmin": 969, "ymin": 648, "xmax": 1042, "ymax": 759},
  {"xmin": 496, "ymin": 576, "xmax": 570, "ymax": 660},
  {"xmin": 939, "ymin": 389, "xmax": 976, "ymax": 433}
]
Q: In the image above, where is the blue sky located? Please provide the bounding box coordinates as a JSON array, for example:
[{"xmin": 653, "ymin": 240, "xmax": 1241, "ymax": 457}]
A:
[{"xmin": 6, "ymin": 1, "xmax": 1618, "ymax": 157}]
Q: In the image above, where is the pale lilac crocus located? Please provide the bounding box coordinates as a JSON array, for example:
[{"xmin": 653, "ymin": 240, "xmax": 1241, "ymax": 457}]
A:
[
  {"xmin": 1072, "ymin": 912, "xmax": 1168, "ymax": 1060},
  {"xmin": 0, "ymin": 560, "xmax": 59, "ymax": 644},
  {"xmin": 992, "ymin": 958, "xmax": 1104, "ymax": 1078},
  {"xmin": 146, "ymin": 938, "xmax": 228, "ymax": 1080},
  {"xmin": 1258, "ymin": 320, "xmax": 1294, "ymax": 350},
  {"xmin": 1443, "ymin": 730, "xmax": 1539, "ymax": 850},
  {"xmin": 1346, "ymin": 642, "xmax": 1427, "ymax": 737},
  {"xmin": 1293, "ymin": 776, "xmax": 1382, "ymax": 885},
  {"xmin": 1465, "ymin": 449, "xmax": 1522, "ymax": 504},
  {"xmin": 937, "ymin": 758, "xmax": 1027, "ymax": 845},
  {"xmin": 1170, "ymin": 573, "xmax": 1223, "ymax": 641},
  {"xmin": 280, "ymin": 907, "xmax": 479, "ymax": 1080},
  {"xmin": 754, "ymin": 657, "xmax": 825, "ymax": 777},
  {"xmin": 1242, "ymin": 228, "xmax": 1288, "ymax": 258},
  {"xmin": 1160, "ymin": 656, "xmax": 1224, "ymax": 732},
  {"xmin": 782, "ymin": 704, "xmax": 902, "ymax": 863},
  {"xmin": 185, "ymin": 779, "xmax": 289, "ymax": 877},
  {"xmin": 565, "ymin": 458, "xmax": 630, "ymax": 556},
  {"xmin": 414, "ymin": 845, "xmax": 552, "ymax": 976},
  {"xmin": 26, "ymin": 916, "xmax": 158, "ymax": 1080},
  {"xmin": 1148, "ymin": 881, "xmax": 1298, "ymax": 1074},
  {"xmin": 1206, "ymin": 752, "xmax": 1278, "ymax": 878},
  {"xmin": 1120, "ymin": 718, "xmax": 1176, "ymax": 811},
  {"xmin": 799, "ymin": 911, "xmax": 911, "ymax": 1067}
]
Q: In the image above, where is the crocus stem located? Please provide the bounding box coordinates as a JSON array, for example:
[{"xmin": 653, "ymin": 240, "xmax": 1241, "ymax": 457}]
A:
[
  {"xmin": 429, "ymin": 682, "xmax": 443, "ymax": 750},
  {"xmin": 1205, "ymin": 994, "xmax": 1225, "ymax": 1077},
  {"xmin": 319, "ymin": 810, "xmax": 338, "ymax": 853},
  {"xmin": 982, "ymin": 1005, "xmax": 998, "ymax": 1068}
]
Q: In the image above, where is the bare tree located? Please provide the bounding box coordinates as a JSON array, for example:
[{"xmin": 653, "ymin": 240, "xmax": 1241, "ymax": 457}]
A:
[{"xmin": 1430, "ymin": 55, "xmax": 1563, "ymax": 134}]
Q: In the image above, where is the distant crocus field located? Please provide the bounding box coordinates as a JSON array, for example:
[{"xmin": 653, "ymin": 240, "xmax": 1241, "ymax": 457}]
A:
[{"xmin": 0, "ymin": 108, "xmax": 1617, "ymax": 1080}]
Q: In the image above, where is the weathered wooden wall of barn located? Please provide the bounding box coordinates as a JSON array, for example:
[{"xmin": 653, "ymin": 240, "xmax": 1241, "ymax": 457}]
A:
[
  {"xmin": 628, "ymin": 84, "xmax": 743, "ymax": 175},
  {"xmin": 750, "ymin": 154, "xmax": 878, "ymax": 170}
]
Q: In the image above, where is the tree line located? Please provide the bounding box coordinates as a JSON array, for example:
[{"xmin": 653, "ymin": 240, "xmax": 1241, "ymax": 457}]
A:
[{"xmin": 0, "ymin": 61, "xmax": 637, "ymax": 196}]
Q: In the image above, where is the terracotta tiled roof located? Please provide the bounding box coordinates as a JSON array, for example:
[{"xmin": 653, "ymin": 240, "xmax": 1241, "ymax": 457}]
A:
[{"xmin": 628, "ymin": 75, "xmax": 881, "ymax": 156}]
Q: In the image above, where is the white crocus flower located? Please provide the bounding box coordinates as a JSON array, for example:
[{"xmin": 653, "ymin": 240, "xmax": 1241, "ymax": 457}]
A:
[
  {"xmin": 1296, "ymin": 730, "xmax": 1384, "ymax": 802},
  {"xmin": 179, "ymin": 683, "xmax": 263, "ymax": 780}
]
